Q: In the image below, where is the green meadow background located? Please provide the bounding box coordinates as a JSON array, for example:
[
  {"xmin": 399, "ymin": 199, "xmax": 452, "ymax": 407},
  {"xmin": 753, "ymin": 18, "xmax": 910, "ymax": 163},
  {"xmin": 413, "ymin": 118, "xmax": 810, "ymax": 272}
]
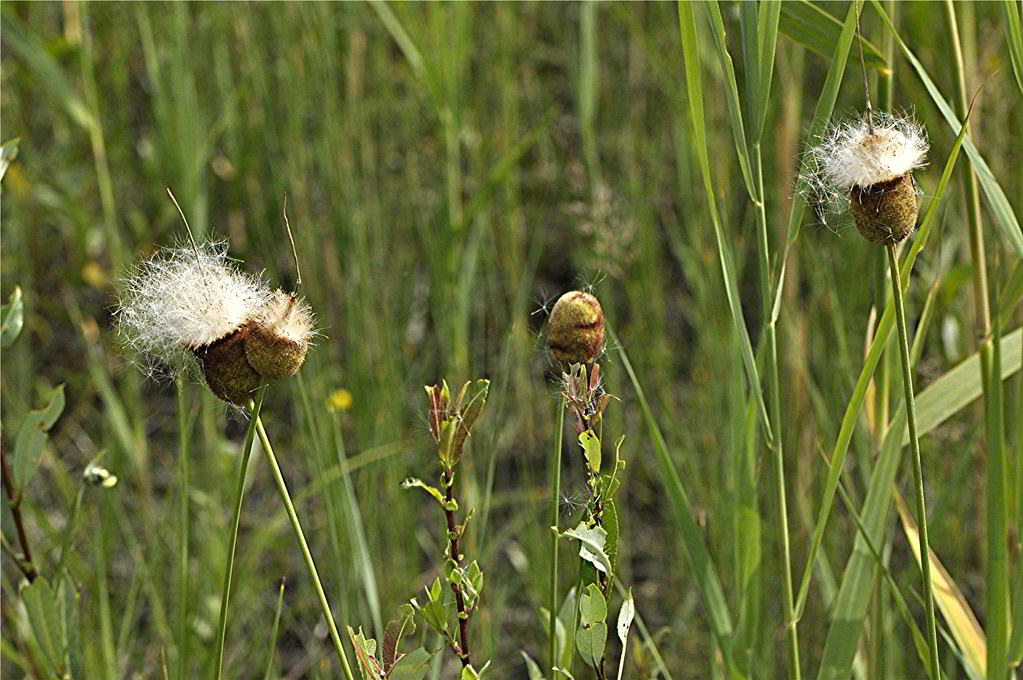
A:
[{"xmin": 2, "ymin": 1, "xmax": 1021, "ymax": 678}]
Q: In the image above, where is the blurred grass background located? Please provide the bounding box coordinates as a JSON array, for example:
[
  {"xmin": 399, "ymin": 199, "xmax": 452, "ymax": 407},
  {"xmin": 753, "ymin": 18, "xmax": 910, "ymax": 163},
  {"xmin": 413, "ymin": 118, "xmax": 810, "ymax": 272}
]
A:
[{"xmin": 1, "ymin": 1, "xmax": 1021, "ymax": 678}]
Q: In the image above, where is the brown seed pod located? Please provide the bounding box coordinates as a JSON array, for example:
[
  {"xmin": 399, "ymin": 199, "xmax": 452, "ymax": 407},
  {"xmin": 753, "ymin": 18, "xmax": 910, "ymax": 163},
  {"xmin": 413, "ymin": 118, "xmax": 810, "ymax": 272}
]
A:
[
  {"xmin": 244, "ymin": 291, "xmax": 313, "ymax": 380},
  {"xmin": 849, "ymin": 173, "xmax": 919, "ymax": 246},
  {"xmin": 547, "ymin": 291, "xmax": 605, "ymax": 365},
  {"xmin": 195, "ymin": 324, "xmax": 264, "ymax": 406}
]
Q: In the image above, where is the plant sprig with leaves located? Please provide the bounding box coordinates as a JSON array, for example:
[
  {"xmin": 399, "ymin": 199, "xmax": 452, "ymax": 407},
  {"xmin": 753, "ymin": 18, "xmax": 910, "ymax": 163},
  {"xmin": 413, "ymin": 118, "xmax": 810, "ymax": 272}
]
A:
[
  {"xmin": 403, "ymin": 378, "xmax": 490, "ymax": 678},
  {"xmin": 541, "ymin": 291, "xmax": 633, "ymax": 680}
]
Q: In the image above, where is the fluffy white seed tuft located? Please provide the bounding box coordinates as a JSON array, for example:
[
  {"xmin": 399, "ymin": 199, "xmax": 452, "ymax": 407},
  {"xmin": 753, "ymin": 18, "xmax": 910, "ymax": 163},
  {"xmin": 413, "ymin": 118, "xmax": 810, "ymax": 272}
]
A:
[
  {"xmin": 255, "ymin": 290, "xmax": 315, "ymax": 345},
  {"xmin": 116, "ymin": 241, "xmax": 271, "ymax": 370},
  {"xmin": 802, "ymin": 111, "xmax": 928, "ymax": 220}
]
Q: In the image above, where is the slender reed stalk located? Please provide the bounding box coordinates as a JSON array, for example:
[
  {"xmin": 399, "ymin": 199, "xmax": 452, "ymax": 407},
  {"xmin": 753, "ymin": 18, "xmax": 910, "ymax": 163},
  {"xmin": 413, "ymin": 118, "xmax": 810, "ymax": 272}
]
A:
[
  {"xmin": 212, "ymin": 386, "xmax": 267, "ymax": 680},
  {"xmin": 255, "ymin": 416, "xmax": 355, "ymax": 680},
  {"xmin": 886, "ymin": 244, "xmax": 940, "ymax": 678},
  {"xmin": 986, "ymin": 256, "xmax": 1009, "ymax": 680},
  {"xmin": 941, "ymin": 5, "xmax": 1007, "ymax": 676},
  {"xmin": 548, "ymin": 402, "xmax": 565, "ymax": 680},
  {"xmin": 752, "ymin": 142, "xmax": 800, "ymax": 680},
  {"xmin": 175, "ymin": 376, "xmax": 190, "ymax": 680}
]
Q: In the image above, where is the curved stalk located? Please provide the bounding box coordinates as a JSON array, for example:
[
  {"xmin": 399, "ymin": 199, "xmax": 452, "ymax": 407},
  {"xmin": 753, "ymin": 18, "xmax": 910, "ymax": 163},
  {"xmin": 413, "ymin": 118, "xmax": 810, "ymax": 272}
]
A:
[
  {"xmin": 212, "ymin": 386, "xmax": 267, "ymax": 680},
  {"xmin": 255, "ymin": 416, "xmax": 355, "ymax": 680},
  {"xmin": 887, "ymin": 244, "xmax": 940, "ymax": 678}
]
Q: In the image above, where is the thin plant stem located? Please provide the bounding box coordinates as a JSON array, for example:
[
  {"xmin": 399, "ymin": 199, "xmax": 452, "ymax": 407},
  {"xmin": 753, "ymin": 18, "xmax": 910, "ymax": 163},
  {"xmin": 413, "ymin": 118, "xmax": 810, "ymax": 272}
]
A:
[
  {"xmin": 212, "ymin": 385, "xmax": 267, "ymax": 680},
  {"xmin": 255, "ymin": 416, "xmax": 356, "ymax": 680},
  {"xmin": 175, "ymin": 377, "xmax": 190, "ymax": 680},
  {"xmin": 548, "ymin": 401, "xmax": 566, "ymax": 680},
  {"xmin": 753, "ymin": 142, "xmax": 801, "ymax": 680},
  {"xmin": 443, "ymin": 468, "xmax": 472, "ymax": 667},
  {"xmin": 0, "ymin": 446, "xmax": 37, "ymax": 582},
  {"xmin": 886, "ymin": 244, "xmax": 940, "ymax": 678}
]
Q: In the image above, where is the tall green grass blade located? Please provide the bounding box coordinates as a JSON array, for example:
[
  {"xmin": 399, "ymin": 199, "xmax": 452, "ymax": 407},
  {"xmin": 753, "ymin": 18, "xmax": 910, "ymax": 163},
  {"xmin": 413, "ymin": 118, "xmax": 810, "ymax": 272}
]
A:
[
  {"xmin": 755, "ymin": 0, "xmax": 781, "ymax": 140},
  {"xmin": 817, "ymin": 326, "xmax": 1022, "ymax": 680},
  {"xmin": 262, "ymin": 580, "xmax": 286, "ymax": 680},
  {"xmin": 1003, "ymin": 0, "xmax": 1023, "ymax": 96},
  {"xmin": 872, "ymin": 0, "xmax": 1023, "ymax": 259},
  {"xmin": 677, "ymin": 0, "xmax": 772, "ymax": 446},
  {"xmin": 705, "ymin": 1, "xmax": 755, "ymax": 197},
  {"xmin": 999, "ymin": 260, "xmax": 1023, "ymax": 327},
  {"xmin": 778, "ymin": 1, "xmax": 887, "ymax": 73},
  {"xmin": 610, "ymin": 324, "xmax": 743, "ymax": 679},
  {"xmin": 329, "ymin": 411, "xmax": 384, "ymax": 641}
]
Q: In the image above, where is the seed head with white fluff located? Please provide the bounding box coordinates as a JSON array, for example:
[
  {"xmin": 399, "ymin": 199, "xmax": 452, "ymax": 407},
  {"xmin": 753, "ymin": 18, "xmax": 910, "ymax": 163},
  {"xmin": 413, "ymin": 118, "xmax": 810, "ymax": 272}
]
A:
[
  {"xmin": 116, "ymin": 241, "xmax": 315, "ymax": 404},
  {"xmin": 804, "ymin": 111, "xmax": 929, "ymax": 245}
]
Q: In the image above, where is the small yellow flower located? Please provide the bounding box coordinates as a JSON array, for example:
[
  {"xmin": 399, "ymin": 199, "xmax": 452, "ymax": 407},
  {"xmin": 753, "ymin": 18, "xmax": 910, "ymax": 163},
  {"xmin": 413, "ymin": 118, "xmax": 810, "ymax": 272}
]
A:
[{"xmin": 327, "ymin": 388, "xmax": 353, "ymax": 412}]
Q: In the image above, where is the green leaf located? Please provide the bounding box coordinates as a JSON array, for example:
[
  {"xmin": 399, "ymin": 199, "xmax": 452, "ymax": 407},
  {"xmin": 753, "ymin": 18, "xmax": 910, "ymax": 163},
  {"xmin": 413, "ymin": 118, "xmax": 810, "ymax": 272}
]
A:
[
  {"xmin": 557, "ymin": 587, "xmax": 578, "ymax": 669},
  {"xmin": 13, "ymin": 384, "xmax": 66, "ymax": 492},
  {"xmin": 560, "ymin": 523, "xmax": 611, "ymax": 576},
  {"xmin": 387, "ymin": 648, "xmax": 433, "ymax": 680},
  {"xmin": 462, "ymin": 560, "xmax": 483, "ymax": 609},
  {"xmin": 873, "ymin": 0, "xmax": 1023, "ymax": 259},
  {"xmin": 1, "ymin": 286, "xmax": 24, "ymax": 348},
  {"xmin": 521, "ymin": 651, "xmax": 544, "ymax": 680},
  {"xmin": 602, "ymin": 501, "xmax": 620, "ymax": 570},
  {"xmin": 0, "ymin": 138, "xmax": 18, "ymax": 183},
  {"xmin": 401, "ymin": 477, "xmax": 446, "ymax": 507},
  {"xmin": 598, "ymin": 438, "xmax": 626, "ymax": 502},
  {"xmin": 575, "ymin": 621, "xmax": 607, "ymax": 670},
  {"xmin": 579, "ymin": 430, "xmax": 601, "ymax": 475},
  {"xmin": 412, "ymin": 578, "xmax": 449, "ymax": 635},
  {"xmin": 450, "ymin": 379, "xmax": 489, "ymax": 464},
  {"xmin": 778, "ymin": 1, "xmax": 887, "ymax": 72},
  {"xmin": 579, "ymin": 584, "xmax": 607, "ymax": 626}
]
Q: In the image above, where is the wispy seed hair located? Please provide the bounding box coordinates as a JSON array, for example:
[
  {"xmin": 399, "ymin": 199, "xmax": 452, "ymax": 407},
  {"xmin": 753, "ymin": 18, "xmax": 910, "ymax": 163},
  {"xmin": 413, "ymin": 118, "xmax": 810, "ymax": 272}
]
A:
[
  {"xmin": 116, "ymin": 240, "xmax": 271, "ymax": 371},
  {"xmin": 802, "ymin": 111, "xmax": 928, "ymax": 219}
]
